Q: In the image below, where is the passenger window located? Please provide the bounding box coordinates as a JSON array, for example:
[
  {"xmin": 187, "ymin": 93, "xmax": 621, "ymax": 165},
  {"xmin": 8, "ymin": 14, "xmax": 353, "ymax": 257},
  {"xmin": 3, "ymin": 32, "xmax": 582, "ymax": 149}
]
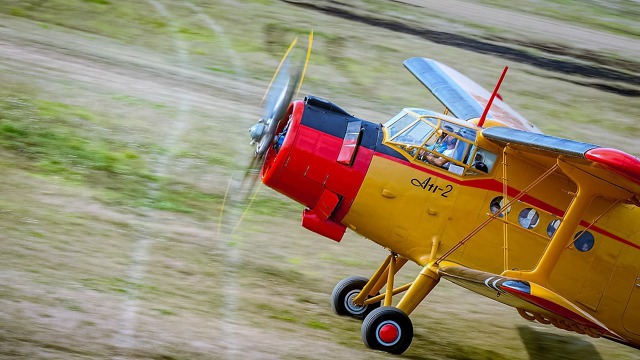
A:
[
  {"xmin": 574, "ymin": 231, "xmax": 595, "ymax": 252},
  {"xmin": 547, "ymin": 219, "xmax": 561, "ymax": 238},
  {"xmin": 518, "ymin": 208, "xmax": 540, "ymax": 229},
  {"xmin": 489, "ymin": 196, "xmax": 511, "ymax": 218},
  {"xmin": 466, "ymin": 148, "xmax": 497, "ymax": 175}
]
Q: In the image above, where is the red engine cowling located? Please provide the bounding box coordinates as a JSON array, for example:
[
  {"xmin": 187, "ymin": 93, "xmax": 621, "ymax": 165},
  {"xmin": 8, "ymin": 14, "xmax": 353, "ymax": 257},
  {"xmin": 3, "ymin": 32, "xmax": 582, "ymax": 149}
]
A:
[{"xmin": 261, "ymin": 98, "xmax": 376, "ymax": 241}]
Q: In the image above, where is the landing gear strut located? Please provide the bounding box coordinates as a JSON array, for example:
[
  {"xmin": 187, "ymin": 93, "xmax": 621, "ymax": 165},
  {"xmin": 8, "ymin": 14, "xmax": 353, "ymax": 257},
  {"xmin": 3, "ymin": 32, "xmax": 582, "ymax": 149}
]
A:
[{"xmin": 331, "ymin": 253, "xmax": 442, "ymax": 355}]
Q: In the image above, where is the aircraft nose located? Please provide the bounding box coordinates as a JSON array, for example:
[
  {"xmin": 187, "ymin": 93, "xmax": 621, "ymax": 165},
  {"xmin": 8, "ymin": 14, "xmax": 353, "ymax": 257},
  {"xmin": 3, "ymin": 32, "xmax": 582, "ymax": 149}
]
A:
[{"xmin": 261, "ymin": 97, "xmax": 378, "ymax": 241}]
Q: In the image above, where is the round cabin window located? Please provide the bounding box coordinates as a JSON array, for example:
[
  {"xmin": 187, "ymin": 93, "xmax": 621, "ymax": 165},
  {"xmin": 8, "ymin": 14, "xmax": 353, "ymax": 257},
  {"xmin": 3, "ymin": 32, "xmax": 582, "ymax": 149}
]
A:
[
  {"xmin": 518, "ymin": 208, "xmax": 540, "ymax": 229},
  {"xmin": 489, "ymin": 196, "xmax": 510, "ymax": 218},
  {"xmin": 547, "ymin": 219, "xmax": 561, "ymax": 238},
  {"xmin": 574, "ymin": 231, "xmax": 595, "ymax": 252}
]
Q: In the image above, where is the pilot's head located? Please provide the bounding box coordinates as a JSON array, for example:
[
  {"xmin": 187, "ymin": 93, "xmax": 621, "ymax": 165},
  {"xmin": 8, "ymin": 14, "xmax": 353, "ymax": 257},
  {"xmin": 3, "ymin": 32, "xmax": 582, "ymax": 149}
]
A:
[{"xmin": 437, "ymin": 125, "xmax": 454, "ymax": 142}]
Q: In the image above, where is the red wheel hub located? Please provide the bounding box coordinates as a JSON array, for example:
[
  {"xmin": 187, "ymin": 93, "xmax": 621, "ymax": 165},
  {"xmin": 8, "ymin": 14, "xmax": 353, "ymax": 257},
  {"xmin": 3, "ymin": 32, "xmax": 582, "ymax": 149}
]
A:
[{"xmin": 378, "ymin": 323, "xmax": 399, "ymax": 343}]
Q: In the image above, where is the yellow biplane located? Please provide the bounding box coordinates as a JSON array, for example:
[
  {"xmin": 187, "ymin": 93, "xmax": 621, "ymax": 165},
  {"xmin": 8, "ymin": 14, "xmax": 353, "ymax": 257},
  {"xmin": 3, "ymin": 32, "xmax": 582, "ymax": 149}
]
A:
[{"xmin": 245, "ymin": 35, "xmax": 640, "ymax": 354}]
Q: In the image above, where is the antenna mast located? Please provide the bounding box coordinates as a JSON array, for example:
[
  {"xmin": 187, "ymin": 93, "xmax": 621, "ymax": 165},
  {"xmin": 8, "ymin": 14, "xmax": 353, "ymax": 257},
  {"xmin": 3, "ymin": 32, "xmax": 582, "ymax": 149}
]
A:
[{"xmin": 478, "ymin": 66, "xmax": 508, "ymax": 128}]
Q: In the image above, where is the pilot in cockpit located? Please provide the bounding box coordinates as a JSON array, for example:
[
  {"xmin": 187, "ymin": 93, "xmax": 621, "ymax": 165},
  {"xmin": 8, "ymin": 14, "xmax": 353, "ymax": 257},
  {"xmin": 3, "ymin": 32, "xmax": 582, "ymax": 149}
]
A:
[
  {"xmin": 425, "ymin": 135, "xmax": 457, "ymax": 167},
  {"xmin": 427, "ymin": 125, "xmax": 453, "ymax": 152},
  {"xmin": 418, "ymin": 125, "xmax": 452, "ymax": 161}
]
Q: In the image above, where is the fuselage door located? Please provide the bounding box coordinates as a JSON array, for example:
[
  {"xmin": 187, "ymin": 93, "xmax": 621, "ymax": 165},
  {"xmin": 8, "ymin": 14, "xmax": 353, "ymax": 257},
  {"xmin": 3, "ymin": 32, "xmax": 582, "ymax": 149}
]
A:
[{"xmin": 622, "ymin": 235, "xmax": 640, "ymax": 335}]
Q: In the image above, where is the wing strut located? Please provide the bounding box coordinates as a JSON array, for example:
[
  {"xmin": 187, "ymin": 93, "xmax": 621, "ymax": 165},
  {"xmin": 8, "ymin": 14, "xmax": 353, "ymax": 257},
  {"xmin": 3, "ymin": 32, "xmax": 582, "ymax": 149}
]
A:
[
  {"xmin": 502, "ymin": 160, "xmax": 632, "ymax": 287},
  {"xmin": 502, "ymin": 146, "xmax": 510, "ymax": 271}
]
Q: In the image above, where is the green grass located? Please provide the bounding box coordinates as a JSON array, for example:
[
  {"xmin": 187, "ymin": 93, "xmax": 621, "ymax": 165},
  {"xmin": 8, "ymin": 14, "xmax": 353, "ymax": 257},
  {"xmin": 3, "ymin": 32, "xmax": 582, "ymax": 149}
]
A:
[
  {"xmin": 1, "ymin": 0, "xmax": 171, "ymax": 48},
  {"xmin": 0, "ymin": 93, "xmax": 227, "ymax": 215},
  {"xmin": 153, "ymin": 308, "xmax": 177, "ymax": 316},
  {"xmin": 0, "ymin": 96, "xmax": 149, "ymax": 179}
]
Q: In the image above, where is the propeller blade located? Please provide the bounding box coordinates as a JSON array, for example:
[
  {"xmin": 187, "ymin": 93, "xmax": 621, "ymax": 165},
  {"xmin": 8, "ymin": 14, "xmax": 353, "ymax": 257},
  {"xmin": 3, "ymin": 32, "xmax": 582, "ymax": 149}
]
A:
[
  {"xmin": 243, "ymin": 32, "xmax": 312, "ymax": 200},
  {"xmin": 238, "ymin": 153, "xmax": 262, "ymax": 198},
  {"xmin": 296, "ymin": 31, "xmax": 313, "ymax": 98},
  {"xmin": 261, "ymin": 36, "xmax": 298, "ymax": 106}
]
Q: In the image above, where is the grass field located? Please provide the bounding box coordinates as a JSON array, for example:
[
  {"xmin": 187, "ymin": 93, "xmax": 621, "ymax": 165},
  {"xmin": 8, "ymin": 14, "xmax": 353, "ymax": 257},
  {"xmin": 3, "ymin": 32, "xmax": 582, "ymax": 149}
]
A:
[{"xmin": 0, "ymin": 0, "xmax": 639, "ymax": 359}]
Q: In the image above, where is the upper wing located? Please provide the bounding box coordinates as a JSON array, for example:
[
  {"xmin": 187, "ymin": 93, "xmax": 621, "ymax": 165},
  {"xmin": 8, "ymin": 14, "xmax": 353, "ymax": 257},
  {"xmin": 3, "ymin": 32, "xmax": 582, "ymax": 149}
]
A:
[
  {"xmin": 482, "ymin": 126, "xmax": 640, "ymax": 196},
  {"xmin": 438, "ymin": 263, "xmax": 623, "ymax": 340},
  {"xmin": 404, "ymin": 57, "xmax": 541, "ymax": 133}
]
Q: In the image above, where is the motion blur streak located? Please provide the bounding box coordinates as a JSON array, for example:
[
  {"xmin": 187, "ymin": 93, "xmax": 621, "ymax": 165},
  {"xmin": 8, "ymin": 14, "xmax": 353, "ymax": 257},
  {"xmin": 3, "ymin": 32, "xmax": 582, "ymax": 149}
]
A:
[{"xmin": 114, "ymin": 0, "xmax": 193, "ymax": 352}]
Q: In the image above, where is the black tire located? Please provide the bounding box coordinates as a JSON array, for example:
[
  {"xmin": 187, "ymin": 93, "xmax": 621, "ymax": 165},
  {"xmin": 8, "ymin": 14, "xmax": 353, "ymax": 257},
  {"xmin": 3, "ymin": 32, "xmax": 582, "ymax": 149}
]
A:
[
  {"xmin": 361, "ymin": 307, "xmax": 413, "ymax": 354},
  {"xmin": 331, "ymin": 276, "xmax": 381, "ymax": 319}
]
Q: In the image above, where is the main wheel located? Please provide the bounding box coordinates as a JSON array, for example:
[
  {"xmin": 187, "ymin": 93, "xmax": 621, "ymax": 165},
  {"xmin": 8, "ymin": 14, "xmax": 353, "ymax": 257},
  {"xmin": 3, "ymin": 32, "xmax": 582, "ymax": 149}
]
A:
[
  {"xmin": 362, "ymin": 307, "xmax": 413, "ymax": 354},
  {"xmin": 331, "ymin": 276, "xmax": 380, "ymax": 319}
]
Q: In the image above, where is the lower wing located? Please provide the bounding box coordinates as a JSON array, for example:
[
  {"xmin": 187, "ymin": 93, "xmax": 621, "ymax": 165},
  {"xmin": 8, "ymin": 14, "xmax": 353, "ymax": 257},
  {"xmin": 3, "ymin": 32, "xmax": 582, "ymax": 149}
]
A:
[{"xmin": 438, "ymin": 262, "xmax": 623, "ymax": 341}]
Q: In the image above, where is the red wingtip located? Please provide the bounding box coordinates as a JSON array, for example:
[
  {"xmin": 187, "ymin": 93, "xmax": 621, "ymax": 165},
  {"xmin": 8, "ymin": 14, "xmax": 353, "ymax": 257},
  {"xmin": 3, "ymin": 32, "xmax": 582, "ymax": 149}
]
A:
[{"xmin": 585, "ymin": 148, "xmax": 640, "ymax": 184}]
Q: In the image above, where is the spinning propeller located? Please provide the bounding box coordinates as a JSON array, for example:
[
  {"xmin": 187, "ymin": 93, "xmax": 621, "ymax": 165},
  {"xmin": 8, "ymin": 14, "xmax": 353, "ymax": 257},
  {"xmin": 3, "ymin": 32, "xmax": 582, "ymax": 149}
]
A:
[
  {"xmin": 244, "ymin": 32, "xmax": 313, "ymax": 193},
  {"xmin": 217, "ymin": 33, "xmax": 312, "ymax": 241}
]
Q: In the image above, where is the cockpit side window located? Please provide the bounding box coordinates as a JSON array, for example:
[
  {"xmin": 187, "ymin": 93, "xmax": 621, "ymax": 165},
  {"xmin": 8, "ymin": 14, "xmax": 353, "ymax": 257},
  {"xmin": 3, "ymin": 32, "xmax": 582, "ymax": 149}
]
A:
[
  {"xmin": 422, "ymin": 124, "xmax": 453, "ymax": 154},
  {"xmin": 384, "ymin": 111, "xmax": 495, "ymax": 176},
  {"xmin": 418, "ymin": 121, "xmax": 477, "ymax": 171},
  {"xmin": 466, "ymin": 148, "xmax": 498, "ymax": 175},
  {"xmin": 453, "ymin": 128, "xmax": 477, "ymax": 162}
]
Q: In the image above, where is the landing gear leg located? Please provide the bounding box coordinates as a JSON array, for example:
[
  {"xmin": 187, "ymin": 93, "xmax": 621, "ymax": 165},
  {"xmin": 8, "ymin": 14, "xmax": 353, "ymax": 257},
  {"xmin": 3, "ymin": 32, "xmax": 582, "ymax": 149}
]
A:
[{"xmin": 396, "ymin": 264, "xmax": 440, "ymax": 315}]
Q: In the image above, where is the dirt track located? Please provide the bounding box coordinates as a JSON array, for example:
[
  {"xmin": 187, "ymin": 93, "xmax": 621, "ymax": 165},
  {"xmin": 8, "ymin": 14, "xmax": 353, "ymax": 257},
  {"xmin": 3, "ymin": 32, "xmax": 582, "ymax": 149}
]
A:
[
  {"xmin": 284, "ymin": 0, "xmax": 640, "ymax": 97},
  {"xmin": 396, "ymin": 0, "xmax": 640, "ymax": 58},
  {"xmin": 0, "ymin": 16, "xmax": 259, "ymax": 113}
]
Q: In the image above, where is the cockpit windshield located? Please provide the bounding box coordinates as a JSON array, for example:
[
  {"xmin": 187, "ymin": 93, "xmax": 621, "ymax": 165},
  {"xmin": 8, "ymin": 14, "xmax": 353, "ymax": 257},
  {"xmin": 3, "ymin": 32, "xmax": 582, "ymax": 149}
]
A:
[
  {"xmin": 390, "ymin": 119, "xmax": 436, "ymax": 146},
  {"xmin": 383, "ymin": 108, "xmax": 492, "ymax": 176}
]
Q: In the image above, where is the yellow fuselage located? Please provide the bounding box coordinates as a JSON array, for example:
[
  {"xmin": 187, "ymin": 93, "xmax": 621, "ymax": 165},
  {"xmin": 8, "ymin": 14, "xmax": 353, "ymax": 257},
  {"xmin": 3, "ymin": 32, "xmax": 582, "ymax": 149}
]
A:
[{"xmin": 342, "ymin": 134, "xmax": 640, "ymax": 346}]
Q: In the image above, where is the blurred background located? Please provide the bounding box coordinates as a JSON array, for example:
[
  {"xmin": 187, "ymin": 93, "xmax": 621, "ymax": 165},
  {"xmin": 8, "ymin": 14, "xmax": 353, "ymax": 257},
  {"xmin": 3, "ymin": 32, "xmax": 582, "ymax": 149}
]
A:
[{"xmin": 0, "ymin": 0, "xmax": 638, "ymax": 359}]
